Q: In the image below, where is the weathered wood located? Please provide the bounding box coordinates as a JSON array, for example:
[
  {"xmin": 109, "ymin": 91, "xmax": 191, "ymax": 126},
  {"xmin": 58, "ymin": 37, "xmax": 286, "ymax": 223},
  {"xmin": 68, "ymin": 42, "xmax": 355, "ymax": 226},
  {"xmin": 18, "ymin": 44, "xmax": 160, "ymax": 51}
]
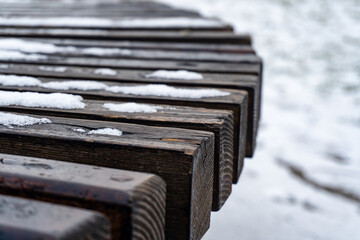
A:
[
  {"xmin": 0, "ymin": 193, "xmax": 111, "ymax": 240},
  {"xmin": 0, "ymin": 114, "xmax": 214, "ymax": 240},
  {"xmin": 0, "ymin": 28, "xmax": 251, "ymax": 44},
  {"xmin": 14, "ymin": 37, "xmax": 256, "ymax": 54},
  {"xmin": 0, "ymin": 37, "xmax": 260, "ymax": 63},
  {"xmin": 0, "ymin": 100, "xmax": 234, "ymax": 211},
  {"xmin": 0, "ymin": 79, "xmax": 247, "ymax": 182}
]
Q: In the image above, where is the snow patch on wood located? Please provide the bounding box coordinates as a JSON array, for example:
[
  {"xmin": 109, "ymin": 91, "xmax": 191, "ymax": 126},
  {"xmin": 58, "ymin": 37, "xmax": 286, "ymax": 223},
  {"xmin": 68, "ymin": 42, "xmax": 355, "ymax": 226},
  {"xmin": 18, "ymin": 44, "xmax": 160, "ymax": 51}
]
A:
[
  {"xmin": 103, "ymin": 102, "xmax": 163, "ymax": 113},
  {"xmin": 88, "ymin": 128, "xmax": 122, "ymax": 136},
  {"xmin": 106, "ymin": 84, "xmax": 230, "ymax": 98},
  {"xmin": 94, "ymin": 68, "xmax": 117, "ymax": 75},
  {"xmin": 0, "ymin": 111, "xmax": 51, "ymax": 128},
  {"xmin": 0, "ymin": 74, "xmax": 41, "ymax": 87},
  {"xmin": 81, "ymin": 47, "xmax": 132, "ymax": 56},
  {"xmin": 146, "ymin": 70, "xmax": 203, "ymax": 80},
  {"xmin": 38, "ymin": 66, "xmax": 67, "ymax": 72},
  {"xmin": 0, "ymin": 38, "xmax": 76, "ymax": 53},
  {"xmin": 0, "ymin": 91, "xmax": 85, "ymax": 109},
  {"xmin": 0, "ymin": 50, "xmax": 46, "ymax": 60},
  {"xmin": 41, "ymin": 80, "xmax": 108, "ymax": 91}
]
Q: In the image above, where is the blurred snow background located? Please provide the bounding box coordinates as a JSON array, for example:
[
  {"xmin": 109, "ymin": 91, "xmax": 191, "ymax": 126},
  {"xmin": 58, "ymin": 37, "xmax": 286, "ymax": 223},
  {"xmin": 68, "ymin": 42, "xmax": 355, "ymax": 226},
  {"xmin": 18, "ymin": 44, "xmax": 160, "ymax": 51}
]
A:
[{"xmin": 157, "ymin": 0, "xmax": 360, "ymax": 239}]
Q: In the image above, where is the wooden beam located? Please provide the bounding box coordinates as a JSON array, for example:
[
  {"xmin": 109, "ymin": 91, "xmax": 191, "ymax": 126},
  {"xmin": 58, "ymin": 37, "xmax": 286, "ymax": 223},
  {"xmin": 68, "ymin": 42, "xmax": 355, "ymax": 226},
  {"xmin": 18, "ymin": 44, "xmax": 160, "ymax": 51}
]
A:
[
  {"xmin": 0, "ymin": 114, "xmax": 213, "ymax": 240},
  {"xmin": 0, "ymin": 80, "xmax": 247, "ymax": 182},
  {"xmin": 0, "ymin": 193, "xmax": 111, "ymax": 240},
  {"xmin": 0, "ymin": 99, "xmax": 234, "ymax": 211}
]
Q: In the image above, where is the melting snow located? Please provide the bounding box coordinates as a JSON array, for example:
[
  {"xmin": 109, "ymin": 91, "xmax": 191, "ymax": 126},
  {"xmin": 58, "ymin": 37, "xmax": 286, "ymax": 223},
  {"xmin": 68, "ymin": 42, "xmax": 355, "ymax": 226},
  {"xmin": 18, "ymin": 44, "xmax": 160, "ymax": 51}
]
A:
[
  {"xmin": 81, "ymin": 47, "xmax": 132, "ymax": 56},
  {"xmin": 94, "ymin": 68, "xmax": 117, "ymax": 76},
  {"xmin": 88, "ymin": 128, "xmax": 122, "ymax": 136},
  {"xmin": 73, "ymin": 128, "xmax": 86, "ymax": 133},
  {"xmin": 103, "ymin": 102, "xmax": 163, "ymax": 113},
  {"xmin": 41, "ymin": 80, "xmax": 108, "ymax": 91},
  {"xmin": 0, "ymin": 38, "xmax": 76, "ymax": 53},
  {"xmin": 38, "ymin": 66, "xmax": 67, "ymax": 72},
  {"xmin": 145, "ymin": 70, "xmax": 204, "ymax": 80},
  {"xmin": 0, "ymin": 75, "xmax": 41, "ymax": 87},
  {"xmin": 0, "ymin": 49, "xmax": 46, "ymax": 60},
  {"xmin": 0, "ymin": 112, "xmax": 51, "ymax": 128},
  {"xmin": 0, "ymin": 64, "xmax": 9, "ymax": 69},
  {"xmin": 106, "ymin": 84, "xmax": 230, "ymax": 98},
  {"xmin": 0, "ymin": 17, "xmax": 225, "ymax": 28},
  {"xmin": 0, "ymin": 91, "xmax": 85, "ymax": 109}
]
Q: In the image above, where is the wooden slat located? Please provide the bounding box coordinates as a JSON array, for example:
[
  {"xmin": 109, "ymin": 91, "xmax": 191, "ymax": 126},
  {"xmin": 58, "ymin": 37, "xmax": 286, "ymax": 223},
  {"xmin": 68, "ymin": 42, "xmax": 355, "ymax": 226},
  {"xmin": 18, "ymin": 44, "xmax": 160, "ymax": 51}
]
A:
[
  {"xmin": 0, "ymin": 79, "xmax": 247, "ymax": 182},
  {"xmin": 13, "ymin": 37, "xmax": 255, "ymax": 54},
  {"xmin": 0, "ymin": 100, "xmax": 234, "ymax": 211},
  {"xmin": 0, "ymin": 114, "xmax": 214, "ymax": 240},
  {"xmin": 0, "ymin": 28, "xmax": 251, "ymax": 44},
  {"xmin": 0, "ymin": 64, "xmax": 258, "ymax": 160},
  {"xmin": 0, "ymin": 193, "xmax": 111, "ymax": 240}
]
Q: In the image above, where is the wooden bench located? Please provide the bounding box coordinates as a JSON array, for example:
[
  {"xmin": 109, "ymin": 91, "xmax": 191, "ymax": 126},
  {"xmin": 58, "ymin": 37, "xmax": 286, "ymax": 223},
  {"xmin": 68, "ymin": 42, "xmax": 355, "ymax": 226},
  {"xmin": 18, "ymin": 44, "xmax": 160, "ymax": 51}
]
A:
[
  {"xmin": 0, "ymin": 99, "xmax": 234, "ymax": 211},
  {"xmin": 0, "ymin": 0, "xmax": 263, "ymax": 239},
  {"xmin": 0, "ymin": 113, "xmax": 213, "ymax": 240},
  {"xmin": 0, "ymin": 153, "xmax": 165, "ymax": 240},
  {"xmin": 0, "ymin": 194, "xmax": 111, "ymax": 240}
]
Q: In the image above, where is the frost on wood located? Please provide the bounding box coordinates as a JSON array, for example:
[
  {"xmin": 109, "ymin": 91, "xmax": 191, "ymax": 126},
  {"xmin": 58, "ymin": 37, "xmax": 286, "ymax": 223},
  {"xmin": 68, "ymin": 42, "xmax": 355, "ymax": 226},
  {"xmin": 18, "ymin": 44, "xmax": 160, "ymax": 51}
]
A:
[
  {"xmin": 146, "ymin": 70, "xmax": 204, "ymax": 80},
  {"xmin": 0, "ymin": 50, "xmax": 46, "ymax": 60},
  {"xmin": 0, "ymin": 91, "xmax": 85, "ymax": 109},
  {"xmin": 88, "ymin": 128, "xmax": 123, "ymax": 136},
  {"xmin": 106, "ymin": 84, "xmax": 230, "ymax": 98},
  {"xmin": 0, "ymin": 38, "xmax": 76, "ymax": 53},
  {"xmin": 0, "ymin": 74, "xmax": 41, "ymax": 87},
  {"xmin": 41, "ymin": 80, "xmax": 108, "ymax": 91},
  {"xmin": 38, "ymin": 66, "xmax": 67, "ymax": 72},
  {"xmin": 0, "ymin": 17, "xmax": 226, "ymax": 28},
  {"xmin": 94, "ymin": 68, "xmax": 117, "ymax": 75},
  {"xmin": 103, "ymin": 102, "xmax": 163, "ymax": 113},
  {"xmin": 0, "ymin": 112, "xmax": 51, "ymax": 128},
  {"xmin": 81, "ymin": 47, "xmax": 132, "ymax": 56}
]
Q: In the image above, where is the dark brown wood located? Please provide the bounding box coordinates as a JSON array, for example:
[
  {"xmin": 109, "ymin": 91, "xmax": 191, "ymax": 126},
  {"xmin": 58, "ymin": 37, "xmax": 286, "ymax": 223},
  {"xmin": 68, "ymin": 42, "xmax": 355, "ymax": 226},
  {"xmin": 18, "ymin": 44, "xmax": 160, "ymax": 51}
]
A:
[
  {"xmin": 0, "ymin": 113, "xmax": 214, "ymax": 240},
  {"xmin": 0, "ymin": 51, "xmax": 261, "ymax": 157},
  {"xmin": 0, "ymin": 79, "xmax": 247, "ymax": 183},
  {"xmin": 0, "ymin": 28, "xmax": 251, "ymax": 44},
  {"xmin": 0, "ymin": 99, "xmax": 234, "ymax": 211},
  {"xmin": 0, "ymin": 193, "xmax": 111, "ymax": 240},
  {"xmin": 15, "ymin": 37, "xmax": 256, "ymax": 54},
  {"xmin": 0, "ymin": 50, "xmax": 260, "ymax": 74}
]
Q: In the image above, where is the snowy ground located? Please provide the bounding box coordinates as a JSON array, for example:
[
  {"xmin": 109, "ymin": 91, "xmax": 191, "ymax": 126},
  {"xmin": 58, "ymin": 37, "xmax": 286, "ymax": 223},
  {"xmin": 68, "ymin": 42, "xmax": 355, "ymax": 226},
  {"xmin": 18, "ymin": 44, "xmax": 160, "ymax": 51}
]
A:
[{"xmin": 157, "ymin": 0, "xmax": 360, "ymax": 239}]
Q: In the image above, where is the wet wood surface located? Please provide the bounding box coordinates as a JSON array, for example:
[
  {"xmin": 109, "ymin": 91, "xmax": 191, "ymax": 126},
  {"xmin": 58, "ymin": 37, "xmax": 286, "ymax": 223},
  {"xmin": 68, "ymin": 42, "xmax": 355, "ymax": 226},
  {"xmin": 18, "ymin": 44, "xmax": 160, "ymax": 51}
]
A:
[
  {"xmin": 0, "ymin": 193, "xmax": 111, "ymax": 240},
  {"xmin": 0, "ymin": 115, "xmax": 214, "ymax": 240},
  {"xmin": 0, "ymin": 100, "xmax": 234, "ymax": 211},
  {"xmin": 0, "ymin": 60, "xmax": 260, "ymax": 158},
  {"xmin": 0, "ymin": 80, "xmax": 247, "ymax": 183}
]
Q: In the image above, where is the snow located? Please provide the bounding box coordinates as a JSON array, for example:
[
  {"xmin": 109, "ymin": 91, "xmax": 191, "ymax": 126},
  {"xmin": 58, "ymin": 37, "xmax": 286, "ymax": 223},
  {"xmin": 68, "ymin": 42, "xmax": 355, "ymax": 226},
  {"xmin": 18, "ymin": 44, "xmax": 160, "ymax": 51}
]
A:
[
  {"xmin": 0, "ymin": 112, "xmax": 51, "ymax": 128},
  {"xmin": 0, "ymin": 17, "xmax": 226, "ymax": 28},
  {"xmin": 94, "ymin": 68, "xmax": 117, "ymax": 76},
  {"xmin": 103, "ymin": 102, "xmax": 163, "ymax": 113},
  {"xmin": 88, "ymin": 128, "xmax": 122, "ymax": 136},
  {"xmin": 0, "ymin": 38, "xmax": 76, "ymax": 53},
  {"xmin": 158, "ymin": 0, "xmax": 360, "ymax": 240},
  {"xmin": 106, "ymin": 84, "xmax": 230, "ymax": 98},
  {"xmin": 41, "ymin": 80, "xmax": 108, "ymax": 91},
  {"xmin": 0, "ymin": 49, "xmax": 46, "ymax": 60},
  {"xmin": 38, "ymin": 66, "xmax": 67, "ymax": 72},
  {"xmin": 73, "ymin": 128, "xmax": 86, "ymax": 133},
  {"xmin": 0, "ymin": 74, "xmax": 41, "ymax": 87},
  {"xmin": 0, "ymin": 91, "xmax": 85, "ymax": 109},
  {"xmin": 81, "ymin": 47, "xmax": 132, "ymax": 56},
  {"xmin": 145, "ymin": 70, "xmax": 203, "ymax": 80},
  {"xmin": 0, "ymin": 64, "xmax": 9, "ymax": 69}
]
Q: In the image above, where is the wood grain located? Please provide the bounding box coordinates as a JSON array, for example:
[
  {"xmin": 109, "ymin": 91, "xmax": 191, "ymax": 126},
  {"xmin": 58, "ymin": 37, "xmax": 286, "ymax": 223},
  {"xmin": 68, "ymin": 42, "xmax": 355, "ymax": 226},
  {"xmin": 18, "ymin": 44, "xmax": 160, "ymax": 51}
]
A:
[
  {"xmin": 0, "ymin": 79, "xmax": 247, "ymax": 183},
  {"xmin": 0, "ymin": 100, "xmax": 234, "ymax": 211},
  {"xmin": 0, "ymin": 193, "xmax": 111, "ymax": 240},
  {"xmin": 0, "ymin": 59, "xmax": 261, "ymax": 158},
  {"xmin": 0, "ymin": 115, "xmax": 214, "ymax": 240}
]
